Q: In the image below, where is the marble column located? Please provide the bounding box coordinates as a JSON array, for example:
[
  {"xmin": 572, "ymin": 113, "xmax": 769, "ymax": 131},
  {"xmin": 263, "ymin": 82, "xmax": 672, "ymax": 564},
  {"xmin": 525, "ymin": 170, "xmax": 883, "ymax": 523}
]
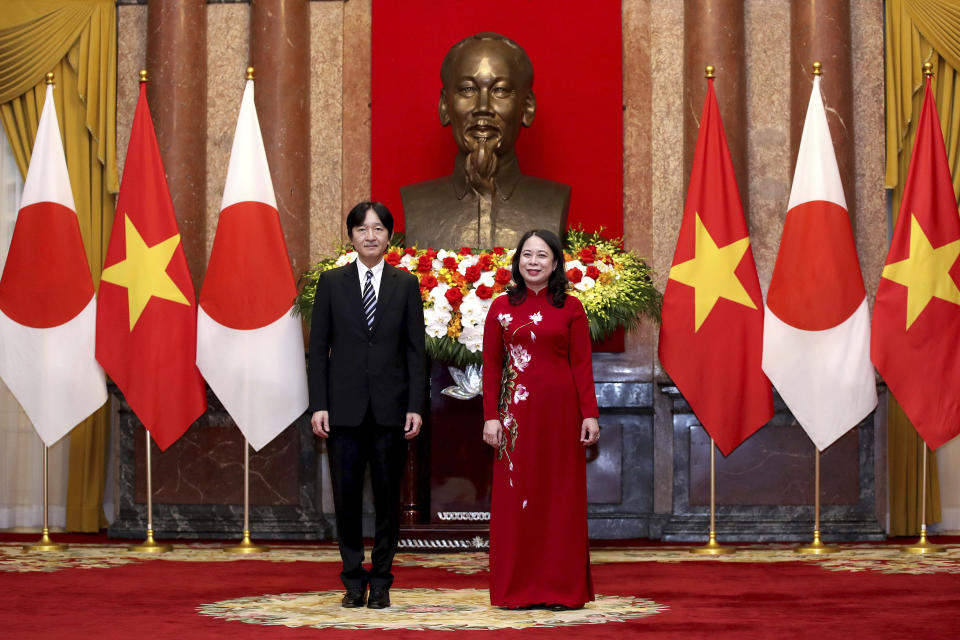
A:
[
  {"xmin": 146, "ymin": 0, "xmax": 207, "ymax": 292},
  {"xmin": 250, "ymin": 0, "xmax": 311, "ymax": 278},
  {"xmin": 342, "ymin": 0, "xmax": 372, "ymax": 233},
  {"xmin": 683, "ymin": 0, "xmax": 748, "ymax": 213},
  {"xmin": 790, "ymin": 0, "xmax": 855, "ymax": 230}
]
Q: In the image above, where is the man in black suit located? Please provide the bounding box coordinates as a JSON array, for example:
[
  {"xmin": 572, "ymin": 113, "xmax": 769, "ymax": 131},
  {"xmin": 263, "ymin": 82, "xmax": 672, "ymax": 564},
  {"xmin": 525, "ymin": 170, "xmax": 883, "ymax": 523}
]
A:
[{"xmin": 308, "ymin": 201, "xmax": 426, "ymax": 609}]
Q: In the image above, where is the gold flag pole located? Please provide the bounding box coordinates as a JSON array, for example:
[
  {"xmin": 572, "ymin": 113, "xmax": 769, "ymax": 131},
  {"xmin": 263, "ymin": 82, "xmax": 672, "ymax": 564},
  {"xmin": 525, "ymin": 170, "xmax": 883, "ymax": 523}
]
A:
[
  {"xmin": 23, "ymin": 74, "xmax": 68, "ymax": 554},
  {"xmin": 129, "ymin": 426, "xmax": 172, "ymax": 552},
  {"xmin": 795, "ymin": 447, "xmax": 839, "ymax": 554},
  {"xmin": 902, "ymin": 443, "xmax": 944, "ymax": 553},
  {"xmin": 691, "ymin": 437, "xmax": 734, "ymax": 555},
  {"xmin": 22, "ymin": 443, "xmax": 68, "ymax": 552},
  {"xmin": 224, "ymin": 438, "xmax": 269, "ymax": 553}
]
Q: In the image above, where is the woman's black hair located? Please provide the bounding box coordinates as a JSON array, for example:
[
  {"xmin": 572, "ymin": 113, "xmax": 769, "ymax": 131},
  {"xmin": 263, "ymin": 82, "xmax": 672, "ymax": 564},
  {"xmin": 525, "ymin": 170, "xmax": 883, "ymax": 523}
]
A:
[
  {"xmin": 507, "ymin": 229, "xmax": 567, "ymax": 308},
  {"xmin": 345, "ymin": 201, "xmax": 394, "ymax": 239}
]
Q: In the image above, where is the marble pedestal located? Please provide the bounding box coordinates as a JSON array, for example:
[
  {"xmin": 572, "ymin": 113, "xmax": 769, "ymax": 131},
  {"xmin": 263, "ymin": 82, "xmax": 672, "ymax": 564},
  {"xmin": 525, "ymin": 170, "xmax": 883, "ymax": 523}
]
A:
[
  {"xmin": 659, "ymin": 385, "xmax": 885, "ymax": 542},
  {"xmin": 108, "ymin": 386, "xmax": 331, "ymax": 540}
]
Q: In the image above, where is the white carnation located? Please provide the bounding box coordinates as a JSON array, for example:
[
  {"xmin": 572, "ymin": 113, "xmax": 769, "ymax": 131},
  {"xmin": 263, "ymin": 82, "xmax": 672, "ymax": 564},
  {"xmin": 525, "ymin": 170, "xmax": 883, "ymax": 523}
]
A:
[
  {"xmin": 335, "ymin": 251, "xmax": 358, "ymax": 266},
  {"xmin": 574, "ymin": 276, "xmax": 596, "ymax": 291}
]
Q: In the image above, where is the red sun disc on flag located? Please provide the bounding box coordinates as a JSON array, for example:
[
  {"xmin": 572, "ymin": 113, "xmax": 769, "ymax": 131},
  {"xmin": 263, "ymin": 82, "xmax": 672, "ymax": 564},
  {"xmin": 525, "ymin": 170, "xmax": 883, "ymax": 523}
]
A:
[
  {"xmin": 199, "ymin": 201, "xmax": 298, "ymax": 330},
  {"xmin": 766, "ymin": 200, "xmax": 865, "ymax": 331},
  {"xmin": 0, "ymin": 202, "xmax": 95, "ymax": 328}
]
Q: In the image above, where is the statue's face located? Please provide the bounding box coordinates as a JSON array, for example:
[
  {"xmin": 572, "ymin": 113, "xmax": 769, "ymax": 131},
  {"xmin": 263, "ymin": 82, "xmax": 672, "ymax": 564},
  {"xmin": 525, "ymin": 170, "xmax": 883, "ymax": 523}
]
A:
[{"xmin": 441, "ymin": 40, "xmax": 533, "ymax": 158}]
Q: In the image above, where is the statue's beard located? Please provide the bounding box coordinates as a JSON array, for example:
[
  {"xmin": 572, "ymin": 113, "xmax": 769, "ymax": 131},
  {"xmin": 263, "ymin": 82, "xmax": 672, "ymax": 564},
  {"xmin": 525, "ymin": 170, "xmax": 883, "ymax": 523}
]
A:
[{"xmin": 464, "ymin": 135, "xmax": 500, "ymax": 196}]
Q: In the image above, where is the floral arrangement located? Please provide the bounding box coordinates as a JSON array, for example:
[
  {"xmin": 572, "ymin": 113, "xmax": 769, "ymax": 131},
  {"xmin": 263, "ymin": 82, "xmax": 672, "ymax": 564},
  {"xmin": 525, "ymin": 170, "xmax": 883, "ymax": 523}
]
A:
[{"xmin": 296, "ymin": 229, "xmax": 661, "ymax": 368}]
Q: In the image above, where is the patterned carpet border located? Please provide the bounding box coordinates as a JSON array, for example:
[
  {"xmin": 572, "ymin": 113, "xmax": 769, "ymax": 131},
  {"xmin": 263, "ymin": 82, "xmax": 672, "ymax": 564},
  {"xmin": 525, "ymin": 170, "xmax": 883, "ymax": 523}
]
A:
[{"xmin": 2, "ymin": 542, "xmax": 959, "ymax": 575}]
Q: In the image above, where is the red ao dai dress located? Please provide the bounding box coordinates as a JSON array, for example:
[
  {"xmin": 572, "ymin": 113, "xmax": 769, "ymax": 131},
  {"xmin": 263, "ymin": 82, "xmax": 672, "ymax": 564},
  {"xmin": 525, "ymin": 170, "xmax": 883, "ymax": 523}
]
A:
[{"xmin": 482, "ymin": 287, "xmax": 598, "ymax": 608}]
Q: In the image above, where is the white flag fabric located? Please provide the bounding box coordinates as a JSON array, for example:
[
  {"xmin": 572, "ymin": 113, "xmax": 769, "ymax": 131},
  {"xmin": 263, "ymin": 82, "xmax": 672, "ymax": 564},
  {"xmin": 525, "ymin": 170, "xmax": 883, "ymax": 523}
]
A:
[
  {"xmin": 197, "ymin": 78, "xmax": 308, "ymax": 451},
  {"xmin": 762, "ymin": 75, "xmax": 877, "ymax": 451},
  {"xmin": 0, "ymin": 84, "xmax": 107, "ymax": 446}
]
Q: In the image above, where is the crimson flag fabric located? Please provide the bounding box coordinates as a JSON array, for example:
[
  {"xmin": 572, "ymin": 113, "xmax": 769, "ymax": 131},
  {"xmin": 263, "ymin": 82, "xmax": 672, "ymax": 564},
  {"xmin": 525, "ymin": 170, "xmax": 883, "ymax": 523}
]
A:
[
  {"xmin": 872, "ymin": 75, "xmax": 960, "ymax": 450},
  {"xmin": 658, "ymin": 77, "xmax": 773, "ymax": 456},
  {"xmin": 196, "ymin": 77, "xmax": 308, "ymax": 451},
  {"xmin": 762, "ymin": 74, "xmax": 876, "ymax": 451},
  {"xmin": 96, "ymin": 81, "xmax": 206, "ymax": 451},
  {"xmin": 0, "ymin": 82, "xmax": 107, "ymax": 446}
]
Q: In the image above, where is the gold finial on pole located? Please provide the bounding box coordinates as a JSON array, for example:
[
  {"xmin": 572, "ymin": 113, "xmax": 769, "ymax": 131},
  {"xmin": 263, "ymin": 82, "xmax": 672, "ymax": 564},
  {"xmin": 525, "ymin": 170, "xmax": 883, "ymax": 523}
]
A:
[
  {"xmin": 139, "ymin": 69, "xmax": 148, "ymax": 83},
  {"xmin": 246, "ymin": 66, "xmax": 255, "ymax": 81},
  {"xmin": 812, "ymin": 61, "xmax": 822, "ymax": 76},
  {"xmin": 923, "ymin": 62, "xmax": 934, "ymax": 77},
  {"xmin": 45, "ymin": 72, "xmax": 55, "ymax": 86},
  {"xmin": 705, "ymin": 65, "xmax": 715, "ymax": 79}
]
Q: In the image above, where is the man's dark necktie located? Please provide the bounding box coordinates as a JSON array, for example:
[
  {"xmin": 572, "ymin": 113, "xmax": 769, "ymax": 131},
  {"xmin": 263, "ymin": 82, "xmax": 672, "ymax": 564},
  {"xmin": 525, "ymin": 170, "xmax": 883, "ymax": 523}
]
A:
[{"xmin": 361, "ymin": 269, "xmax": 376, "ymax": 329}]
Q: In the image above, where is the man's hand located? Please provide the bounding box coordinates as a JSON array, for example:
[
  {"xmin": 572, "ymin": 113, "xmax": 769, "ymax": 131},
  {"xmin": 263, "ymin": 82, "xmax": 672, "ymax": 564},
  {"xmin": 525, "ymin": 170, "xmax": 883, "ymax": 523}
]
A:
[
  {"xmin": 404, "ymin": 412, "xmax": 423, "ymax": 439},
  {"xmin": 311, "ymin": 411, "xmax": 330, "ymax": 438}
]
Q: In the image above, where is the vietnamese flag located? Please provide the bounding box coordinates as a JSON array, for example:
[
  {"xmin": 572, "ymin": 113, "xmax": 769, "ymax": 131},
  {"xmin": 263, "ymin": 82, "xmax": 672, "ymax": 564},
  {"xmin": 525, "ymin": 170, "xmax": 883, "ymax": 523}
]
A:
[
  {"xmin": 96, "ymin": 76, "xmax": 206, "ymax": 451},
  {"xmin": 762, "ymin": 71, "xmax": 877, "ymax": 451},
  {"xmin": 658, "ymin": 74, "xmax": 773, "ymax": 456},
  {"xmin": 196, "ymin": 72, "xmax": 308, "ymax": 451},
  {"xmin": 872, "ymin": 73, "xmax": 960, "ymax": 450},
  {"xmin": 0, "ymin": 80, "xmax": 107, "ymax": 446}
]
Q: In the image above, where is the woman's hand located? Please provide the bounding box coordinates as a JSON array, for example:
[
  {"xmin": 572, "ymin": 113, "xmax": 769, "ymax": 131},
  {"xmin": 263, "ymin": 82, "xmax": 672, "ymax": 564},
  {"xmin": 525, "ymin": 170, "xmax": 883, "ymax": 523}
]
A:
[
  {"xmin": 483, "ymin": 419, "xmax": 504, "ymax": 448},
  {"xmin": 580, "ymin": 417, "xmax": 600, "ymax": 446}
]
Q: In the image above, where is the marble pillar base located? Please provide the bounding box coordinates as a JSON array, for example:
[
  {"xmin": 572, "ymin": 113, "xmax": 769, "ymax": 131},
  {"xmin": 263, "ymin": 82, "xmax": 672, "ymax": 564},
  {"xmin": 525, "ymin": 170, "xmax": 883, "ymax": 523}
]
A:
[{"xmin": 108, "ymin": 385, "xmax": 332, "ymax": 540}]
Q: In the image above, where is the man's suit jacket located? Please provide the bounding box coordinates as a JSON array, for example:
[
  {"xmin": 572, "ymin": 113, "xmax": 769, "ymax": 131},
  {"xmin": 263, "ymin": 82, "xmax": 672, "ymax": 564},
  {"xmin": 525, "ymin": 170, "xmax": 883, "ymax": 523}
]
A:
[{"xmin": 307, "ymin": 260, "xmax": 426, "ymax": 427}]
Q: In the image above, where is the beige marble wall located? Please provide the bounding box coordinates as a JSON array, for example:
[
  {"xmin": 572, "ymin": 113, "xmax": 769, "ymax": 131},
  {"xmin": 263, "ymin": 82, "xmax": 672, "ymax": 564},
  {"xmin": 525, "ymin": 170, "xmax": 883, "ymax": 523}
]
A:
[
  {"xmin": 205, "ymin": 4, "xmax": 249, "ymax": 261},
  {"xmin": 744, "ymin": 0, "xmax": 792, "ymax": 290},
  {"xmin": 116, "ymin": 6, "xmax": 146, "ymax": 179},
  {"xmin": 309, "ymin": 1, "xmax": 344, "ymax": 262}
]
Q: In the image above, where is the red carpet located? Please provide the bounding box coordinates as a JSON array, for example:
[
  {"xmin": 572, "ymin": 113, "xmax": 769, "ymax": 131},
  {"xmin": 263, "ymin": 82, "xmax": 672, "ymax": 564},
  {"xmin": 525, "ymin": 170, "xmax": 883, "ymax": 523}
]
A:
[{"xmin": 2, "ymin": 538, "xmax": 959, "ymax": 639}]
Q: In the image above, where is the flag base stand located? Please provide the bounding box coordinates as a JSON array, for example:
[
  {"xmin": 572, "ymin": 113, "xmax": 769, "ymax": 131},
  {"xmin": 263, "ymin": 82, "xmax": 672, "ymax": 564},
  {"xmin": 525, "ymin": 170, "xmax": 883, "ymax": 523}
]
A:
[
  {"xmin": 901, "ymin": 529, "xmax": 945, "ymax": 554},
  {"xmin": 128, "ymin": 529, "xmax": 172, "ymax": 553},
  {"xmin": 22, "ymin": 528, "xmax": 68, "ymax": 552},
  {"xmin": 224, "ymin": 530, "xmax": 270, "ymax": 554},
  {"xmin": 690, "ymin": 531, "xmax": 735, "ymax": 555},
  {"xmin": 794, "ymin": 530, "xmax": 839, "ymax": 554}
]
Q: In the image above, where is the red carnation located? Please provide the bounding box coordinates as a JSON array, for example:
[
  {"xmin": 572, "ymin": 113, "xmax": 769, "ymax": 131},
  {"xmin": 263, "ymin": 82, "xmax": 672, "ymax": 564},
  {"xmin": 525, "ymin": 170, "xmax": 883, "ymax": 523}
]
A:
[
  {"xmin": 425, "ymin": 248, "xmax": 439, "ymax": 259},
  {"xmin": 417, "ymin": 255, "xmax": 433, "ymax": 273},
  {"xmin": 420, "ymin": 274, "xmax": 438, "ymax": 291},
  {"xmin": 445, "ymin": 287, "xmax": 464, "ymax": 308},
  {"xmin": 495, "ymin": 267, "xmax": 512, "ymax": 284},
  {"xmin": 491, "ymin": 246, "xmax": 506, "ymax": 255},
  {"xmin": 385, "ymin": 251, "xmax": 402, "ymax": 266},
  {"xmin": 477, "ymin": 254, "xmax": 494, "ymax": 270},
  {"xmin": 578, "ymin": 247, "xmax": 596, "ymax": 263},
  {"xmin": 566, "ymin": 268, "xmax": 583, "ymax": 283},
  {"xmin": 404, "ymin": 247, "xmax": 418, "ymax": 256},
  {"xmin": 464, "ymin": 265, "xmax": 482, "ymax": 283},
  {"xmin": 586, "ymin": 265, "xmax": 601, "ymax": 280},
  {"xmin": 442, "ymin": 256, "xmax": 459, "ymax": 270},
  {"xmin": 458, "ymin": 246, "xmax": 473, "ymax": 256},
  {"xmin": 476, "ymin": 284, "xmax": 494, "ymax": 300}
]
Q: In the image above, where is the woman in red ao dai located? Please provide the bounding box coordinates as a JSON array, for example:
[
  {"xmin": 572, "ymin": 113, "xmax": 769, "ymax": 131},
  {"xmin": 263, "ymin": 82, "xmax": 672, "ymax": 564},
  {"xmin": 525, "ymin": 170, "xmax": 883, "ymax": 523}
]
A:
[{"xmin": 481, "ymin": 229, "xmax": 600, "ymax": 610}]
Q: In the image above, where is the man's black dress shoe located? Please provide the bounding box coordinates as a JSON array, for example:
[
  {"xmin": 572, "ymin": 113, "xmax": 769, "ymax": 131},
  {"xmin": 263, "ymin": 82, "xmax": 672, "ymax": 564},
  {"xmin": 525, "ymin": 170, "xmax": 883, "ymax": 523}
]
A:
[
  {"xmin": 367, "ymin": 587, "xmax": 391, "ymax": 609},
  {"xmin": 341, "ymin": 588, "xmax": 367, "ymax": 608}
]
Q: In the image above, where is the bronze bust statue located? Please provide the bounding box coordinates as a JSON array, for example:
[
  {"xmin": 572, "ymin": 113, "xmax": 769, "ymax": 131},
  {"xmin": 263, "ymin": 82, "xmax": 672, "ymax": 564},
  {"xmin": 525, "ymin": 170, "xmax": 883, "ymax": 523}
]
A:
[{"xmin": 401, "ymin": 32, "xmax": 569, "ymax": 250}]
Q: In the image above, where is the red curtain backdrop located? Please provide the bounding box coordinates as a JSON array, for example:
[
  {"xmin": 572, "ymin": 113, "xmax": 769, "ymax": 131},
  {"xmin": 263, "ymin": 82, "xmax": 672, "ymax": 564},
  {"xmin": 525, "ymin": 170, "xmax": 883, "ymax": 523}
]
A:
[{"xmin": 371, "ymin": 0, "xmax": 623, "ymax": 241}]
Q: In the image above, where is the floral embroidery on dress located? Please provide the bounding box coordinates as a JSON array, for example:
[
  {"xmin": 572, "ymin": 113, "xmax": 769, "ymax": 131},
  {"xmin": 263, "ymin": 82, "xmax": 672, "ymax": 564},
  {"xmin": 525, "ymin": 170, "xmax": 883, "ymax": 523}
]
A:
[
  {"xmin": 497, "ymin": 313, "xmax": 513, "ymax": 329},
  {"xmin": 529, "ymin": 311, "xmax": 542, "ymax": 325},
  {"xmin": 509, "ymin": 344, "xmax": 531, "ymax": 372},
  {"xmin": 513, "ymin": 384, "xmax": 529, "ymax": 404}
]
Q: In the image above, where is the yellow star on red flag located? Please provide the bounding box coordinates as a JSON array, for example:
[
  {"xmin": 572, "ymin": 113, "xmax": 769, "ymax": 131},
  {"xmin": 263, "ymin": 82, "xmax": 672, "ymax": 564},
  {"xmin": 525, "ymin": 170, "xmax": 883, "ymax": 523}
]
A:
[
  {"xmin": 668, "ymin": 213, "xmax": 756, "ymax": 331},
  {"xmin": 881, "ymin": 213, "xmax": 960, "ymax": 330},
  {"xmin": 100, "ymin": 213, "xmax": 189, "ymax": 330}
]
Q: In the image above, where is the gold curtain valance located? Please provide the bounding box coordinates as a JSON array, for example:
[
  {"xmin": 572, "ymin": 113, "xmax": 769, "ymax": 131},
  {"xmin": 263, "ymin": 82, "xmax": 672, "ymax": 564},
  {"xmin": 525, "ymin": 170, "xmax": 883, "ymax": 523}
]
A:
[
  {"xmin": 885, "ymin": 0, "xmax": 960, "ymax": 198},
  {"xmin": 0, "ymin": 0, "xmax": 117, "ymax": 192}
]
